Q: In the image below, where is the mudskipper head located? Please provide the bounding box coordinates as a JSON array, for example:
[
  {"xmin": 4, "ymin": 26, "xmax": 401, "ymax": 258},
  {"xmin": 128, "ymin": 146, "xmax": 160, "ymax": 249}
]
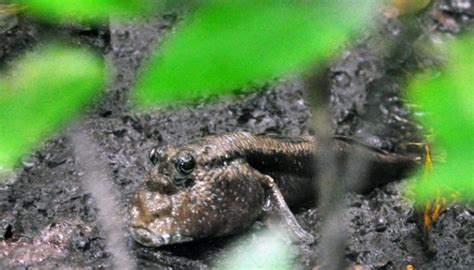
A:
[{"xmin": 129, "ymin": 141, "xmax": 265, "ymax": 247}]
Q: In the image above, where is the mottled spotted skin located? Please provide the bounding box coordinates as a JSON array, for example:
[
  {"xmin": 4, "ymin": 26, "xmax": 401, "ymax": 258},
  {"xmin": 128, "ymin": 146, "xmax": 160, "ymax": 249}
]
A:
[{"xmin": 130, "ymin": 132, "xmax": 420, "ymax": 247}]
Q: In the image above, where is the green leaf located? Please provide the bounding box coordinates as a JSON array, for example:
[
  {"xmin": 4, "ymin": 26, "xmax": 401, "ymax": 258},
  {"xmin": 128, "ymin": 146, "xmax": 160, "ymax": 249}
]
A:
[
  {"xmin": 407, "ymin": 36, "xmax": 474, "ymax": 203},
  {"xmin": 17, "ymin": 0, "xmax": 154, "ymax": 21},
  {"xmin": 214, "ymin": 228, "xmax": 294, "ymax": 270},
  {"xmin": 0, "ymin": 45, "xmax": 105, "ymax": 174},
  {"xmin": 134, "ymin": 1, "xmax": 376, "ymax": 105}
]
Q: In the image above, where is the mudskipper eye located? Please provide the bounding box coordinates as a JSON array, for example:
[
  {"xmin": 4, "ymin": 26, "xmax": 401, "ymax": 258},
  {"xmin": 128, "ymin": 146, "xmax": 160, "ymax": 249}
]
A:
[
  {"xmin": 174, "ymin": 151, "xmax": 196, "ymax": 175},
  {"xmin": 149, "ymin": 148, "xmax": 160, "ymax": 165}
]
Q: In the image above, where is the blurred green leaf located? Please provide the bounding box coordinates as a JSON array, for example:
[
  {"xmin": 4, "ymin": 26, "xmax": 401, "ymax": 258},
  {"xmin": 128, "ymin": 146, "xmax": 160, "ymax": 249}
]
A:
[
  {"xmin": 214, "ymin": 228, "xmax": 294, "ymax": 270},
  {"xmin": 408, "ymin": 36, "xmax": 474, "ymax": 203},
  {"xmin": 17, "ymin": 0, "xmax": 153, "ymax": 21},
  {"xmin": 0, "ymin": 45, "xmax": 105, "ymax": 174},
  {"xmin": 134, "ymin": 1, "xmax": 376, "ymax": 105}
]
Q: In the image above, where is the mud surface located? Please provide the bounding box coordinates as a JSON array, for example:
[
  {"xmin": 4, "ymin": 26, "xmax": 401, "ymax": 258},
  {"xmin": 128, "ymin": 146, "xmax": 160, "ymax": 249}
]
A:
[{"xmin": 1, "ymin": 2, "xmax": 473, "ymax": 269}]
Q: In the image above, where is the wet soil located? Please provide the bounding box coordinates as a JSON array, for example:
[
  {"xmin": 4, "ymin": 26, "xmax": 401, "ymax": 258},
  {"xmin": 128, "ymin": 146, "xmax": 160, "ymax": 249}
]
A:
[{"xmin": 1, "ymin": 1, "xmax": 473, "ymax": 269}]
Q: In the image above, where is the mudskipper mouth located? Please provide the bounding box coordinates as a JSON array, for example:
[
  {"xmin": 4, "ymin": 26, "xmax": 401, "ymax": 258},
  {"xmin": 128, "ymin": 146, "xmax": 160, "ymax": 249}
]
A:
[
  {"xmin": 130, "ymin": 225, "xmax": 193, "ymax": 247},
  {"xmin": 130, "ymin": 226, "xmax": 169, "ymax": 247}
]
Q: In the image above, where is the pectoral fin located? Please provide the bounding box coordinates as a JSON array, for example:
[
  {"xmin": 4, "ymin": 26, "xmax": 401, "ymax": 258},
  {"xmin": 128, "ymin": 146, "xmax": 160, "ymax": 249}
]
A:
[{"xmin": 254, "ymin": 171, "xmax": 314, "ymax": 244}]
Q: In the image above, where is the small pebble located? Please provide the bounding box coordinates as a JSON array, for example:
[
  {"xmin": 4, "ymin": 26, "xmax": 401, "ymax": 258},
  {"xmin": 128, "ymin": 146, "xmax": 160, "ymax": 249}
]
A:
[
  {"xmin": 375, "ymin": 217, "xmax": 388, "ymax": 232},
  {"xmin": 22, "ymin": 161, "xmax": 35, "ymax": 171}
]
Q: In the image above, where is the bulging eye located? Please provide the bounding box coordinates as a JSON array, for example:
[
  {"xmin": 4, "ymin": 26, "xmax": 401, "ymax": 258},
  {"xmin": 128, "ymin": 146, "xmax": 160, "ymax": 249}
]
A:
[
  {"xmin": 174, "ymin": 151, "xmax": 196, "ymax": 175},
  {"xmin": 149, "ymin": 148, "xmax": 160, "ymax": 165}
]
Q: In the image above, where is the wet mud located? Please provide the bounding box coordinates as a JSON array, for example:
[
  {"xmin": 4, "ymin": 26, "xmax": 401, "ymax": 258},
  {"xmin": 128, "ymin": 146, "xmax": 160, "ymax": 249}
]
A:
[{"xmin": 1, "ymin": 1, "xmax": 473, "ymax": 269}]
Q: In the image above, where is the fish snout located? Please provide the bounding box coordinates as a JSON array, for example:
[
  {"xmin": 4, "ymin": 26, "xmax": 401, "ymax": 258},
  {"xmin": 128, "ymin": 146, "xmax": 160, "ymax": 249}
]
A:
[
  {"xmin": 129, "ymin": 189, "xmax": 176, "ymax": 246},
  {"xmin": 129, "ymin": 226, "xmax": 167, "ymax": 247},
  {"xmin": 130, "ymin": 187, "xmax": 172, "ymax": 224}
]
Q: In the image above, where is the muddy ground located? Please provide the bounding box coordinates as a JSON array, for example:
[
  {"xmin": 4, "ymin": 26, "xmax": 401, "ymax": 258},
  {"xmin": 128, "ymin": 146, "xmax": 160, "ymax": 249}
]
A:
[{"xmin": 1, "ymin": 1, "xmax": 473, "ymax": 269}]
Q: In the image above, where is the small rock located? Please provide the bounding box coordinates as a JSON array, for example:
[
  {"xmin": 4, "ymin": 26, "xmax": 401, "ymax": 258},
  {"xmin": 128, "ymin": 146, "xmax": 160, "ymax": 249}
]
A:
[
  {"xmin": 22, "ymin": 161, "xmax": 35, "ymax": 171},
  {"xmin": 375, "ymin": 217, "xmax": 388, "ymax": 232}
]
